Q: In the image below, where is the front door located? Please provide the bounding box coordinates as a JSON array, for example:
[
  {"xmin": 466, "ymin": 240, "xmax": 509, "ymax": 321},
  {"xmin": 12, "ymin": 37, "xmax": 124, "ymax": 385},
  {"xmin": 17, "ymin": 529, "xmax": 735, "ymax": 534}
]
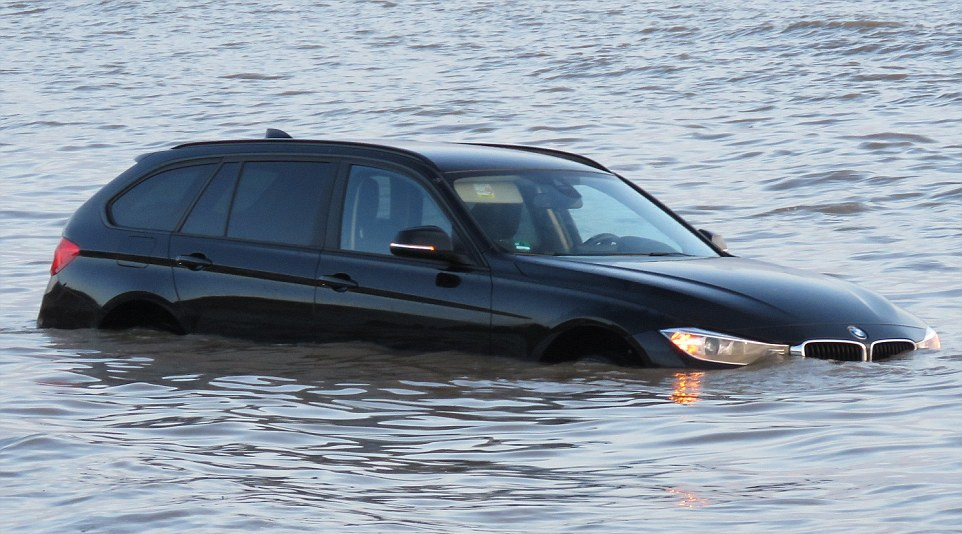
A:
[{"xmin": 313, "ymin": 164, "xmax": 492, "ymax": 353}]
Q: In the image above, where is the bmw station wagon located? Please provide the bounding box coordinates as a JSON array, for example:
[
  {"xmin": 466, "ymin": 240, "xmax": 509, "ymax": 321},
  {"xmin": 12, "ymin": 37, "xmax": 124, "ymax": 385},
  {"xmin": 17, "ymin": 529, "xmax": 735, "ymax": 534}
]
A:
[{"xmin": 38, "ymin": 129, "xmax": 941, "ymax": 368}]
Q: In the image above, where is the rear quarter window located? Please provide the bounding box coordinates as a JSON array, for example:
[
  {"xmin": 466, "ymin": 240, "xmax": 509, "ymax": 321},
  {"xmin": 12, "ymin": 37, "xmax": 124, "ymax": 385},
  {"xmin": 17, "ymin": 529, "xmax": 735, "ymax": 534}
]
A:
[{"xmin": 109, "ymin": 164, "xmax": 216, "ymax": 231}]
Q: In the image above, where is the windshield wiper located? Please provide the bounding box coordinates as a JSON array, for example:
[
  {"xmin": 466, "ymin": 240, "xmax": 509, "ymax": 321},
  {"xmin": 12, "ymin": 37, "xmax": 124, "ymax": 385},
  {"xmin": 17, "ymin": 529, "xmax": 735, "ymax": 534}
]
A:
[
  {"xmin": 642, "ymin": 252, "xmax": 694, "ymax": 257},
  {"xmin": 550, "ymin": 251, "xmax": 697, "ymax": 257}
]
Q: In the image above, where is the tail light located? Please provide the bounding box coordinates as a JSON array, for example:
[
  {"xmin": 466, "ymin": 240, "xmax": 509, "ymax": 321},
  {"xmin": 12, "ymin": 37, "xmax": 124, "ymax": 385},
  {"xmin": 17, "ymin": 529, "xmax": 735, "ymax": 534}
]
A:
[{"xmin": 51, "ymin": 238, "xmax": 81, "ymax": 275}]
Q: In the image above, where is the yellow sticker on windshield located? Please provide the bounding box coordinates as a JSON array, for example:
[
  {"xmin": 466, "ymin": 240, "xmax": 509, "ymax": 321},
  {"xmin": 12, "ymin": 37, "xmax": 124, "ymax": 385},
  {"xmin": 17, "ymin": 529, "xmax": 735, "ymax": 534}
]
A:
[
  {"xmin": 474, "ymin": 184, "xmax": 496, "ymax": 199},
  {"xmin": 454, "ymin": 179, "xmax": 522, "ymax": 204}
]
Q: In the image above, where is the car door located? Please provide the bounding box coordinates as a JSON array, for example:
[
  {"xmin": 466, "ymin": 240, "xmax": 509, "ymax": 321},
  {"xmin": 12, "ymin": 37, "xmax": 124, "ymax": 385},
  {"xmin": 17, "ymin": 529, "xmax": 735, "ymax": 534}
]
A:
[
  {"xmin": 169, "ymin": 159, "xmax": 335, "ymax": 339},
  {"xmin": 313, "ymin": 163, "xmax": 492, "ymax": 353}
]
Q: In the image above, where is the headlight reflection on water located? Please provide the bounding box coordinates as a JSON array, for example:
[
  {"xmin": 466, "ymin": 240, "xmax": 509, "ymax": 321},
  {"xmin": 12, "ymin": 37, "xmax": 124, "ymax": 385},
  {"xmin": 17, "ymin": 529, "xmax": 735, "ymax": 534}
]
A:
[
  {"xmin": 669, "ymin": 371, "xmax": 704, "ymax": 405},
  {"xmin": 667, "ymin": 487, "xmax": 712, "ymax": 508}
]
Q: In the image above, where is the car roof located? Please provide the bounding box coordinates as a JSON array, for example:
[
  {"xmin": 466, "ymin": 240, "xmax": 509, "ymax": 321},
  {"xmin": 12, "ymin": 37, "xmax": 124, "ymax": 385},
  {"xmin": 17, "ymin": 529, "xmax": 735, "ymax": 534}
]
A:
[{"xmin": 166, "ymin": 132, "xmax": 611, "ymax": 174}]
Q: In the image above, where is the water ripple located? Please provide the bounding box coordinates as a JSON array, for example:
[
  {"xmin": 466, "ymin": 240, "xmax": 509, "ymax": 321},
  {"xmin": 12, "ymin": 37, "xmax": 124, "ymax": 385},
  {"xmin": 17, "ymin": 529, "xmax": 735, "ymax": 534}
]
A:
[{"xmin": 2, "ymin": 0, "xmax": 962, "ymax": 532}]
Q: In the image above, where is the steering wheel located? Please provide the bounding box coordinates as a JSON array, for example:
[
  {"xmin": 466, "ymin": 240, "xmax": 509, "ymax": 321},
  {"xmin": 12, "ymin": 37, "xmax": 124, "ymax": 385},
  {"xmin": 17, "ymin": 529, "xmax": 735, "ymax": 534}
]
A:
[{"xmin": 583, "ymin": 233, "xmax": 620, "ymax": 248}]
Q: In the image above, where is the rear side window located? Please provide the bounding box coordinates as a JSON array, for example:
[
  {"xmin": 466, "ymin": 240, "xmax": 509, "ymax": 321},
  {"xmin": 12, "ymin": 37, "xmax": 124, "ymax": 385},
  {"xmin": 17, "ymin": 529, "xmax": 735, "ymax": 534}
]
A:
[
  {"xmin": 225, "ymin": 161, "xmax": 333, "ymax": 247},
  {"xmin": 180, "ymin": 163, "xmax": 239, "ymax": 237},
  {"xmin": 110, "ymin": 164, "xmax": 216, "ymax": 230}
]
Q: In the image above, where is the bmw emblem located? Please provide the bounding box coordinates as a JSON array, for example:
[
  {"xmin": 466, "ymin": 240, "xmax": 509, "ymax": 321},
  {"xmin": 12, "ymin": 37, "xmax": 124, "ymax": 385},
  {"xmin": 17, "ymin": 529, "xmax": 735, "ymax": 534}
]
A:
[{"xmin": 848, "ymin": 325, "xmax": 868, "ymax": 340}]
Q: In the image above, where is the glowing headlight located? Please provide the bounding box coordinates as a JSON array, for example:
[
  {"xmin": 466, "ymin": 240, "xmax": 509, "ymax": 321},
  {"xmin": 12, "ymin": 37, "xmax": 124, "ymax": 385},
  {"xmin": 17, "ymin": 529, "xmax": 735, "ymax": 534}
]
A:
[
  {"xmin": 916, "ymin": 326, "xmax": 941, "ymax": 351},
  {"xmin": 660, "ymin": 328, "xmax": 789, "ymax": 366}
]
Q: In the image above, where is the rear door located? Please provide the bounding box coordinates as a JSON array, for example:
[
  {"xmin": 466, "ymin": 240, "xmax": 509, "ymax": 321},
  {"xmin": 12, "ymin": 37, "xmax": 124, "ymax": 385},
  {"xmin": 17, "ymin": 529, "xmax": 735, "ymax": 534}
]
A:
[
  {"xmin": 169, "ymin": 159, "xmax": 335, "ymax": 339},
  {"xmin": 313, "ymin": 163, "xmax": 492, "ymax": 353}
]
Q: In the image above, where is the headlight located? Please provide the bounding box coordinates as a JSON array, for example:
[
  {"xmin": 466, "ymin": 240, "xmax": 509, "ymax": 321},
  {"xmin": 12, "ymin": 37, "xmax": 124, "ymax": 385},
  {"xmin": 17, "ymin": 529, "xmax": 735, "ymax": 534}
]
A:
[
  {"xmin": 916, "ymin": 326, "xmax": 941, "ymax": 351},
  {"xmin": 660, "ymin": 328, "xmax": 789, "ymax": 366}
]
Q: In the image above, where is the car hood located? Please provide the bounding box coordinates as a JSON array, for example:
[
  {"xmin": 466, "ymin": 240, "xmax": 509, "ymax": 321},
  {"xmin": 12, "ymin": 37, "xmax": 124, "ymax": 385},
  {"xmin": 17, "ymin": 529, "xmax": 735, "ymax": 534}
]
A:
[{"xmin": 513, "ymin": 255, "xmax": 925, "ymax": 341}]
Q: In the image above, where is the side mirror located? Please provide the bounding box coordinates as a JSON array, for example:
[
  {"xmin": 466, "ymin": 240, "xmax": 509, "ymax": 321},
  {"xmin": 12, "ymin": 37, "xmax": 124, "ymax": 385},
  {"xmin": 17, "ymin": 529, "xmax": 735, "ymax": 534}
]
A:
[
  {"xmin": 390, "ymin": 226, "xmax": 469, "ymax": 264},
  {"xmin": 698, "ymin": 229, "xmax": 729, "ymax": 253}
]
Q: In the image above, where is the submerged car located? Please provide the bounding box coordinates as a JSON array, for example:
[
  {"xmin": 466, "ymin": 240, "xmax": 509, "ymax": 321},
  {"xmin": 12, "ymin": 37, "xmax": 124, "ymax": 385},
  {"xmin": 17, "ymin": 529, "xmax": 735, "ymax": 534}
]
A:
[{"xmin": 38, "ymin": 129, "xmax": 940, "ymax": 368}]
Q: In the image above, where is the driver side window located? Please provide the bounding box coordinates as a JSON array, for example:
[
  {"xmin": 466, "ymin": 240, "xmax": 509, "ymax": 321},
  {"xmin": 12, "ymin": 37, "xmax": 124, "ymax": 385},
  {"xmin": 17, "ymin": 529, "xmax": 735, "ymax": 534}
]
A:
[{"xmin": 339, "ymin": 165, "xmax": 455, "ymax": 255}]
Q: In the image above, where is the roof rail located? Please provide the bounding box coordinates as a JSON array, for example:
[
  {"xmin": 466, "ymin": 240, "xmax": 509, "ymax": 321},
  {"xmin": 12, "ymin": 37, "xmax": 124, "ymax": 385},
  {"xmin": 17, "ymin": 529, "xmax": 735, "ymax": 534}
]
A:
[
  {"xmin": 461, "ymin": 142, "xmax": 612, "ymax": 172},
  {"xmin": 265, "ymin": 128, "xmax": 292, "ymax": 139}
]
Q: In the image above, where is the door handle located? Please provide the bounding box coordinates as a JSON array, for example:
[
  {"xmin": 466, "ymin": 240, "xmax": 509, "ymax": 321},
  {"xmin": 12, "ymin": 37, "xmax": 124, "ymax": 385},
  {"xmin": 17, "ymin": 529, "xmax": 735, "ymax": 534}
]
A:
[
  {"xmin": 318, "ymin": 273, "xmax": 358, "ymax": 292},
  {"xmin": 175, "ymin": 253, "xmax": 213, "ymax": 271},
  {"xmin": 436, "ymin": 272, "xmax": 461, "ymax": 288}
]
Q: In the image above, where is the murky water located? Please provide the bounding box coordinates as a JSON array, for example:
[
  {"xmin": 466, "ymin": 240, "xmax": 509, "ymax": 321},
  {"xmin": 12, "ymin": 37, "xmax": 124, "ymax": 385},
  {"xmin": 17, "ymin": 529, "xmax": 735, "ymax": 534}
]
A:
[{"xmin": 2, "ymin": 1, "xmax": 961, "ymax": 532}]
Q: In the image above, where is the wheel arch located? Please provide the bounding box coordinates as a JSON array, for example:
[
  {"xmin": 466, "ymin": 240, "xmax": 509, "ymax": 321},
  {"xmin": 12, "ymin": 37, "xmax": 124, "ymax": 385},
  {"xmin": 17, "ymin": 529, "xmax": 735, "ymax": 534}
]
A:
[
  {"xmin": 534, "ymin": 318, "xmax": 649, "ymax": 366},
  {"xmin": 99, "ymin": 292, "xmax": 186, "ymax": 334}
]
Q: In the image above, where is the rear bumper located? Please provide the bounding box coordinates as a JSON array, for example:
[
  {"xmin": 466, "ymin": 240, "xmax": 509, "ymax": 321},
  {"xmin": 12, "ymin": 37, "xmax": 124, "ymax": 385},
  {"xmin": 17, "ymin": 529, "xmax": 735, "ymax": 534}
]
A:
[{"xmin": 37, "ymin": 278, "xmax": 101, "ymax": 329}]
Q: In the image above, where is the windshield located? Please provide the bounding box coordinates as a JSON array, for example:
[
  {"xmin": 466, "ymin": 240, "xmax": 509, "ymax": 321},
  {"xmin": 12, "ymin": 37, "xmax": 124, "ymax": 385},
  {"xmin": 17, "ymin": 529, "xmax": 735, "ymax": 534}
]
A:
[{"xmin": 448, "ymin": 170, "xmax": 718, "ymax": 257}]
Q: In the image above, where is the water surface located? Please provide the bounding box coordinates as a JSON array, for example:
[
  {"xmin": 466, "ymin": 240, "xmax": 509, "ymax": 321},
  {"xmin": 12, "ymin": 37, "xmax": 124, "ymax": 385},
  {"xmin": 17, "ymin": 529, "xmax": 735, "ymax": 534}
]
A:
[{"xmin": 1, "ymin": 1, "xmax": 961, "ymax": 532}]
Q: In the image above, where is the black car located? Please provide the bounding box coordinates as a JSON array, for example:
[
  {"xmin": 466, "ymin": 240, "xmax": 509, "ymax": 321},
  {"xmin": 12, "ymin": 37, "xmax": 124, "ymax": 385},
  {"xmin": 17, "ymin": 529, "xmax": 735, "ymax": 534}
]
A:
[{"xmin": 38, "ymin": 129, "xmax": 941, "ymax": 368}]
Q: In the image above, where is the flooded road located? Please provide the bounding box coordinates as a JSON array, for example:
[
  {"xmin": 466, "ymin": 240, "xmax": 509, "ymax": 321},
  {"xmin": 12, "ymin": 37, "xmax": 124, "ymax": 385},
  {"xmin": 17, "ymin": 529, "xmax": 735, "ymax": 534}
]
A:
[{"xmin": 2, "ymin": 1, "xmax": 961, "ymax": 532}]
